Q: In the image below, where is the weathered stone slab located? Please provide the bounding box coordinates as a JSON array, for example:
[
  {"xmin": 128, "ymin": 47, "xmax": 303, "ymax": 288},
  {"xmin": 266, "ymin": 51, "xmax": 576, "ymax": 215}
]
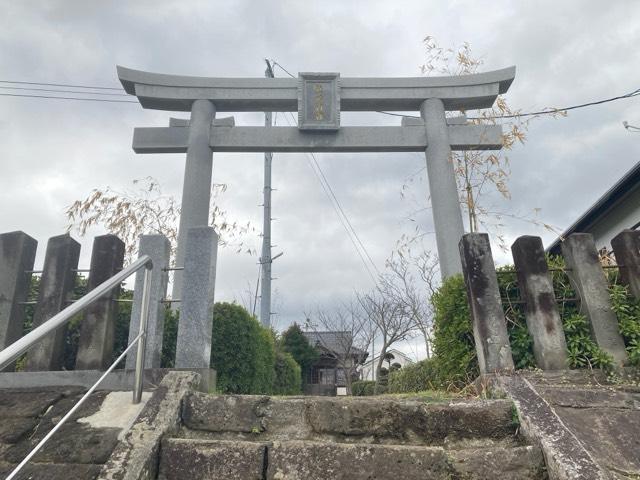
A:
[
  {"xmin": 459, "ymin": 233, "xmax": 514, "ymax": 373},
  {"xmin": 98, "ymin": 371, "xmax": 201, "ymax": 480},
  {"xmin": 76, "ymin": 234, "xmax": 125, "ymax": 370},
  {"xmin": 3, "ymin": 390, "xmax": 121, "ymax": 465},
  {"xmin": 447, "ymin": 445, "xmax": 546, "ymax": 479},
  {"xmin": 0, "ymin": 417, "xmax": 38, "ymax": 443},
  {"xmin": 5, "ymin": 424, "xmax": 121, "ymax": 464},
  {"xmin": 267, "ymin": 440, "xmax": 452, "ymax": 480},
  {"xmin": 554, "ymin": 405, "xmax": 640, "ymax": 477},
  {"xmin": 158, "ymin": 438, "xmax": 265, "ymax": 480},
  {"xmin": 261, "ymin": 397, "xmax": 312, "ymax": 440},
  {"xmin": 511, "ymin": 235, "xmax": 568, "ymax": 370},
  {"xmin": 183, "ymin": 394, "xmax": 516, "ymax": 445},
  {"xmin": 126, "ymin": 235, "xmax": 170, "ymax": 370},
  {"xmin": 561, "ymin": 233, "xmax": 628, "ymax": 366},
  {"xmin": 517, "ymin": 369, "xmax": 640, "ymax": 478},
  {"xmin": 25, "ymin": 234, "xmax": 80, "ymax": 371},
  {"xmin": 0, "ymin": 389, "xmax": 63, "ymax": 418},
  {"xmin": 611, "ymin": 229, "xmax": 640, "ymax": 299},
  {"xmin": 182, "ymin": 393, "xmax": 269, "ymax": 433},
  {"xmin": 535, "ymin": 385, "xmax": 640, "ymax": 409},
  {"xmin": 175, "ymin": 227, "xmax": 218, "ymax": 369},
  {"xmin": 306, "ymin": 398, "xmax": 516, "ymax": 442},
  {"xmin": 487, "ymin": 373, "xmax": 609, "ymax": 480},
  {"xmin": 0, "ymin": 462, "xmax": 102, "ymax": 480},
  {"xmin": 0, "ymin": 231, "xmax": 37, "ymax": 371}
]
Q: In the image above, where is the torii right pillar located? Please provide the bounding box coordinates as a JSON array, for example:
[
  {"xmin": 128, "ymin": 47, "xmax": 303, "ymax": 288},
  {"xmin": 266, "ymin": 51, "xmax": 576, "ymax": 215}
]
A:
[{"xmin": 421, "ymin": 98, "xmax": 466, "ymax": 279}]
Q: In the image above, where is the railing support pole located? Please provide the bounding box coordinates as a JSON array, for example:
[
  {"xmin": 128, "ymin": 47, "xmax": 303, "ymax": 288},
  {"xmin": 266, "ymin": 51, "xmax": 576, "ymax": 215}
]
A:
[{"xmin": 133, "ymin": 264, "xmax": 153, "ymax": 404}]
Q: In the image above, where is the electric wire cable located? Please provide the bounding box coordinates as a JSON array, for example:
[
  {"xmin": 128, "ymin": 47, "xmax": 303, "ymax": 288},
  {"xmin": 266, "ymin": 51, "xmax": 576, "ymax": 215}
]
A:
[
  {"xmin": 270, "ymin": 60, "xmax": 640, "ymax": 121},
  {"xmin": 280, "ymin": 111, "xmax": 379, "ymax": 285},
  {"xmin": 0, "ymin": 85, "xmax": 130, "ymax": 96}
]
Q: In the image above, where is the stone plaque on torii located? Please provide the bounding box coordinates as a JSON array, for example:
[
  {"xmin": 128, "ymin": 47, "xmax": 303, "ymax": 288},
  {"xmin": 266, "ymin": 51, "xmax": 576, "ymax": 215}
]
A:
[{"xmin": 117, "ymin": 65, "xmax": 515, "ymax": 293}]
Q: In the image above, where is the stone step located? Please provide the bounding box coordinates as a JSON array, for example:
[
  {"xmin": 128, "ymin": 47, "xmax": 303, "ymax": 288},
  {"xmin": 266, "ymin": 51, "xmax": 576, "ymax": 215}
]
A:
[
  {"xmin": 0, "ymin": 461, "xmax": 102, "ymax": 480},
  {"xmin": 157, "ymin": 438, "xmax": 546, "ymax": 480},
  {"xmin": 182, "ymin": 393, "xmax": 518, "ymax": 446}
]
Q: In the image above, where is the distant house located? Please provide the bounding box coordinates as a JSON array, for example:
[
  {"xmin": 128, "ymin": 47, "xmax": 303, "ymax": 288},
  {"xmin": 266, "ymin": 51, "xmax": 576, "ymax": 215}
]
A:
[
  {"xmin": 302, "ymin": 331, "xmax": 368, "ymax": 396},
  {"xmin": 547, "ymin": 160, "xmax": 640, "ymax": 255},
  {"xmin": 360, "ymin": 348, "xmax": 415, "ymax": 382}
]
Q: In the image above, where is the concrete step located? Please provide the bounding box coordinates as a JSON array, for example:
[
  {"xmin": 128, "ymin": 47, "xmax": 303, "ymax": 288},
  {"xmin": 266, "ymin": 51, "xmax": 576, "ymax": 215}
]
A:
[
  {"xmin": 182, "ymin": 393, "xmax": 519, "ymax": 446},
  {"xmin": 157, "ymin": 438, "xmax": 546, "ymax": 480}
]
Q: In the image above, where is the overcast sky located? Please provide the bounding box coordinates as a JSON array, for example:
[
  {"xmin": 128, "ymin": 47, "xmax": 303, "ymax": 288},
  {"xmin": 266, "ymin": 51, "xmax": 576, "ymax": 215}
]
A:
[{"xmin": 2, "ymin": 1, "xmax": 639, "ymax": 360}]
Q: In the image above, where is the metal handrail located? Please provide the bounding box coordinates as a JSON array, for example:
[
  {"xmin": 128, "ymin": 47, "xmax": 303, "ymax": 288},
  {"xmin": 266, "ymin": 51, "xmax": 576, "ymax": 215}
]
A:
[{"xmin": 0, "ymin": 254, "xmax": 154, "ymax": 480}]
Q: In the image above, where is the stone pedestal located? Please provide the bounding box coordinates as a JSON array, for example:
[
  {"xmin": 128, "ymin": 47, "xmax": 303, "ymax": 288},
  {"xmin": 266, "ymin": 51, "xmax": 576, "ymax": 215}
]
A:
[
  {"xmin": 75, "ymin": 235, "xmax": 125, "ymax": 370},
  {"xmin": 561, "ymin": 233, "xmax": 628, "ymax": 366},
  {"xmin": 511, "ymin": 236, "xmax": 568, "ymax": 370},
  {"xmin": 126, "ymin": 235, "xmax": 170, "ymax": 370},
  {"xmin": 175, "ymin": 227, "xmax": 218, "ymax": 369},
  {"xmin": 421, "ymin": 98, "xmax": 465, "ymax": 279},
  {"xmin": 0, "ymin": 231, "xmax": 37, "ymax": 371},
  {"xmin": 25, "ymin": 234, "xmax": 80, "ymax": 371},
  {"xmin": 611, "ymin": 229, "xmax": 640, "ymax": 300},
  {"xmin": 459, "ymin": 233, "xmax": 514, "ymax": 374}
]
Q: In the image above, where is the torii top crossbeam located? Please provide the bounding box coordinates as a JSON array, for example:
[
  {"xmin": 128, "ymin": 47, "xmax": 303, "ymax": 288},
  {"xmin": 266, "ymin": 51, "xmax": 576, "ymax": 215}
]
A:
[
  {"xmin": 118, "ymin": 65, "xmax": 515, "ymax": 112},
  {"xmin": 118, "ymin": 64, "xmax": 516, "ymax": 285}
]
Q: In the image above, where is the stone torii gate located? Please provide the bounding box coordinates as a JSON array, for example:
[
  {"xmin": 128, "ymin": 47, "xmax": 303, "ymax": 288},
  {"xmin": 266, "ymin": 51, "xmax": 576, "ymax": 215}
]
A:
[{"xmin": 118, "ymin": 66, "xmax": 515, "ymax": 291}]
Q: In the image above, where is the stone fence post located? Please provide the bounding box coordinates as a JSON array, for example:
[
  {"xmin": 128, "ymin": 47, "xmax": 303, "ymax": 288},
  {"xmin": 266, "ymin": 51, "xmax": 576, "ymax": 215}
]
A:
[
  {"xmin": 126, "ymin": 235, "xmax": 170, "ymax": 370},
  {"xmin": 511, "ymin": 236, "xmax": 568, "ymax": 370},
  {"xmin": 459, "ymin": 233, "xmax": 514, "ymax": 374},
  {"xmin": 0, "ymin": 231, "xmax": 37, "ymax": 371},
  {"xmin": 611, "ymin": 229, "xmax": 640, "ymax": 300},
  {"xmin": 75, "ymin": 234, "xmax": 125, "ymax": 370},
  {"xmin": 175, "ymin": 227, "xmax": 218, "ymax": 369},
  {"xmin": 26, "ymin": 234, "xmax": 81, "ymax": 371},
  {"xmin": 561, "ymin": 233, "xmax": 628, "ymax": 366}
]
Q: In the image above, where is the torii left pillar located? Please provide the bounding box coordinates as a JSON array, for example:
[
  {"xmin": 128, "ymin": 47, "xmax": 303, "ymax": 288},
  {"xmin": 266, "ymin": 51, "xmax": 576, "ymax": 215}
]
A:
[
  {"xmin": 172, "ymin": 99, "xmax": 216, "ymax": 300},
  {"xmin": 421, "ymin": 98, "xmax": 465, "ymax": 279}
]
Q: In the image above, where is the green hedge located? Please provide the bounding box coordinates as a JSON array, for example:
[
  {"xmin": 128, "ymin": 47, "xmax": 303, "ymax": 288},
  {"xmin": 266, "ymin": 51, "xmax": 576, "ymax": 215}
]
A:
[
  {"xmin": 351, "ymin": 380, "xmax": 376, "ymax": 396},
  {"xmin": 431, "ymin": 275, "xmax": 477, "ymax": 388},
  {"xmin": 273, "ymin": 351, "xmax": 302, "ymax": 395},
  {"xmin": 210, "ymin": 302, "xmax": 276, "ymax": 394},
  {"xmin": 388, "ymin": 358, "xmax": 440, "ymax": 393},
  {"xmin": 398, "ymin": 256, "xmax": 640, "ymax": 392}
]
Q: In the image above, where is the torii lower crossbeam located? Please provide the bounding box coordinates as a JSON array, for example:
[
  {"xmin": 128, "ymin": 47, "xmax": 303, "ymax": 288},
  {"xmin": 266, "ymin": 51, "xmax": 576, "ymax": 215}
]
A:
[{"xmin": 132, "ymin": 124, "xmax": 503, "ymax": 154}]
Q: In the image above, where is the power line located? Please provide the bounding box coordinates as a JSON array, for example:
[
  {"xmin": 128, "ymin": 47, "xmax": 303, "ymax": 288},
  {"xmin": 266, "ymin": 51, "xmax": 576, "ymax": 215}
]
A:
[
  {"xmin": 280, "ymin": 106, "xmax": 379, "ymax": 285},
  {"xmin": 268, "ymin": 59, "xmax": 296, "ymax": 79},
  {"xmin": 0, "ymin": 79, "xmax": 122, "ymax": 90},
  {"xmin": 270, "ymin": 60, "xmax": 640, "ymax": 121},
  {"xmin": 468, "ymin": 87, "xmax": 640, "ymax": 120},
  {"xmin": 0, "ymin": 85, "xmax": 129, "ymax": 96},
  {"xmin": 378, "ymin": 87, "xmax": 640, "ymax": 120},
  {"xmin": 0, "ymin": 93, "xmax": 137, "ymax": 103},
  {"xmin": 269, "ymin": 60, "xmax": 380, "ymax": 281}
]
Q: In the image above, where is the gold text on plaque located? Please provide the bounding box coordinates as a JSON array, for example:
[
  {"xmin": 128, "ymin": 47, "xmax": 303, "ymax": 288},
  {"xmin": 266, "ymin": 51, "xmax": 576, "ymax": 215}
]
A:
[{"xmin": 313, "ymin": 83, "xmax": 324, "ymax": 121}]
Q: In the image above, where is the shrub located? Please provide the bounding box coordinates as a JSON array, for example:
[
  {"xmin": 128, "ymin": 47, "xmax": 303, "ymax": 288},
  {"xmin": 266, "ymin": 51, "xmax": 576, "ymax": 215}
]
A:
[
  {"xmin": 352, "ymin": 380, "xmax": 376, "ymax": 396},
  {"xmin": 610, "ymin": 284, "xmax": 640, "ymax": 366},
  {"xmin": 273, "ymin": 351, "xmax": 302, "ymax": 395},
  {"xmin": 428, "ymin": 255, "xmax": 640, "ymax": 387},
  {"xmin": 253, "ymin": 327, "xmax": 276, "ymax": 394},
  {"xmin": 431, "ymin": 274, "xmax": 477, "ymax": 387},
  {"xmin": 388, "ymin": 358, "xmax": 440, "ymax": 393},
  {"xmin": 280, "ymin": 323, "xmax": 318, "ymax": 377},
  {"xmin": 211, "ymin": 302, "xmax": 276, "ymax": 394}
]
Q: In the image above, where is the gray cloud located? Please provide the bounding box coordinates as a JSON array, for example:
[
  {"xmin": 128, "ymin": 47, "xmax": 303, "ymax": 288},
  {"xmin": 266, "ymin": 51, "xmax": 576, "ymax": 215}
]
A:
[{"xmin": 1, "ymin": 0, "xmax": 639, "ymax": 354}]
